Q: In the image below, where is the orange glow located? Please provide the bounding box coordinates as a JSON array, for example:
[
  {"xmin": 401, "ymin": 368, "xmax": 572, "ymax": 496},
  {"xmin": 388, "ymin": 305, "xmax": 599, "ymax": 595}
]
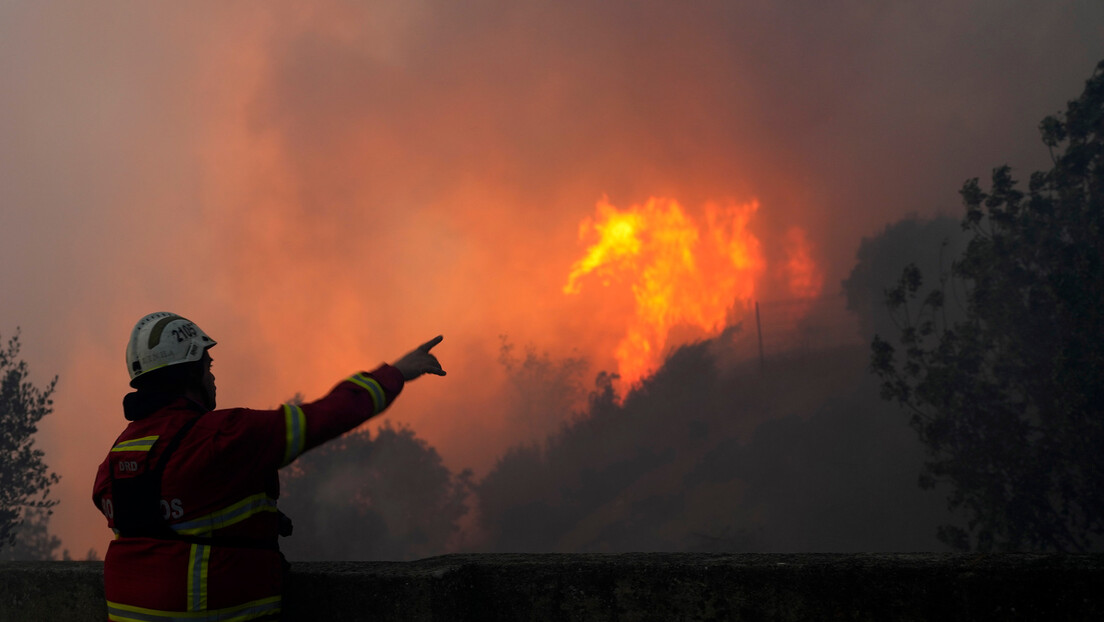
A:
[
  {"xmin": 564, "ymin": 197, "xmax": 766, "ymax": 386},
  {"xmin": 783, "ymin": 227, "xmax": 823, "ymax": 299}
]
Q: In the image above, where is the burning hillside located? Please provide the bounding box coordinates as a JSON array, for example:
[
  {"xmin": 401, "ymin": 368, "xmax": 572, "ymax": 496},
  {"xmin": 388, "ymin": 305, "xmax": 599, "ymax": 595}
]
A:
[{"xmin": 564, "ymin": 196, "xmax": 822, "ymax": 386}]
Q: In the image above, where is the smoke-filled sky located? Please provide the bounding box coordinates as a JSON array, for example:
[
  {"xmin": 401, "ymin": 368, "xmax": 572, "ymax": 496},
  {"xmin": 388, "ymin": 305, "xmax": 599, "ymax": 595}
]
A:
[{"xmin": 2, "ymin": 1, "xmax": 1102, "ymax": 557}]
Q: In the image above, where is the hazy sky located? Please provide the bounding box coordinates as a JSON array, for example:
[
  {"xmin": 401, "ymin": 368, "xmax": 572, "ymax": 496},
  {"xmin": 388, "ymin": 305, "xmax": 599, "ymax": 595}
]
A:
[{"xmin": 2, "ymin": 0, "xmax": 1102, "ymax": 557}]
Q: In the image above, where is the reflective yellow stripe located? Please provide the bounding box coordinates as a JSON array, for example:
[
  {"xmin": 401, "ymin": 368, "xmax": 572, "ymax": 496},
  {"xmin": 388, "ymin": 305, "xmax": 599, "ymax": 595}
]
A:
[
  {"xmin": 347, "ymin": 373, "xmax": 386, "ymax": 413},
  {"xmin": 186, "ymin": 543, "xmax": 210, "ymax": 612},
  {"xmin": 282, "ymin": 404, "xmax": 306, "ymax": 466},
  {"xmin": 170, "ymin": 492, "xmax": 278, "ymax": 536},
  {"xmin": 111, "ymin": 436, "xmax": 160, "ymax": 452},
  {"xmin": 106, "ymin": 595, "xmax": 281, "ymax": 621}
]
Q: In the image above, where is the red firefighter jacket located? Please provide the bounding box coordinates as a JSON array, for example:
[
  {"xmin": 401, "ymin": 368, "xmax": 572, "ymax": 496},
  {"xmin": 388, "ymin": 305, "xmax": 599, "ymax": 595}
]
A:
[{"xmin": 92, "ymin": 365, "xmax": 404, "ymax": 622}]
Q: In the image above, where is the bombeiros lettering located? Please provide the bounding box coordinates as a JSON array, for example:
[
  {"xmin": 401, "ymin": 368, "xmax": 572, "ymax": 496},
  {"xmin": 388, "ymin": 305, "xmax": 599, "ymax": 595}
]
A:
[
  {"xmin": 160, "ymin": 498, "xmax": 184, "ymax": 520},
  {"xmin": 99, "ymin": 496, "xmax": 183, "ymax": 520}
]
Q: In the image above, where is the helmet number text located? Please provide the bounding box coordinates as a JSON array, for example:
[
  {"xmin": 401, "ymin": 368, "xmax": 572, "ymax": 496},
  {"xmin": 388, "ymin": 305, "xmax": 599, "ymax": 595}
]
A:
[{"xmin": 172, "ymin": 323, "xmax": 198, "ymax": 343}]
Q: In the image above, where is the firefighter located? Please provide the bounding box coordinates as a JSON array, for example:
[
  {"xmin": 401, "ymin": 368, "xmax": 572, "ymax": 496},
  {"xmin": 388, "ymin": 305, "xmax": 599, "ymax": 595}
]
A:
[{"xmin": 92, "ymin": 312, "xmax": 445, "ymax": 621}]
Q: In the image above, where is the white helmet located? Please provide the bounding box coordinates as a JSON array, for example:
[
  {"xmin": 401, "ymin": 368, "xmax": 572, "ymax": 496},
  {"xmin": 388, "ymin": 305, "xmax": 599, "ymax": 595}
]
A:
[{"xmin": 126, "ymin": 312, "xmax": 216, "ymax": 384}]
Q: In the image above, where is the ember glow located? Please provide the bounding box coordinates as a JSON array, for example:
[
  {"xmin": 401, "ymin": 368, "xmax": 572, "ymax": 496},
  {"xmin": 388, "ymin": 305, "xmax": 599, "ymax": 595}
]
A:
[
  {"xmin": 783, "ymin": 227, "xmax": 824, "ymax": 299},
  {"xmin": 564, "ymin": 197, "xmax": 770, "ymax": 385}
]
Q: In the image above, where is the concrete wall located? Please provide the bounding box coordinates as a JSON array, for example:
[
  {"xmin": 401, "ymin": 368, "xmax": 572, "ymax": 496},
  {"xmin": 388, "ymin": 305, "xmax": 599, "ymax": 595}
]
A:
[{"xmin": 2, "ymin": 553, "xmax": 1101, "ymax": 621}]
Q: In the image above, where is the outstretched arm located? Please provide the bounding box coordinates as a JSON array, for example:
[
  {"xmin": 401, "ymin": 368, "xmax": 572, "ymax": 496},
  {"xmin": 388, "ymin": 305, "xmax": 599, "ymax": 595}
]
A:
[
  {"xmin": 294, "ymin": 335, "xmax": 447, "ymax": 455},
  {"xmin": 218, "ymin": 336, "xmax": 447, "ymax": 470}
]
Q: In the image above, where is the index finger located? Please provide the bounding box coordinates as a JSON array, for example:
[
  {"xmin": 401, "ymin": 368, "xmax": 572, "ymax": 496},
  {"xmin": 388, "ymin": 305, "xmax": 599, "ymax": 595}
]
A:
[{"xmin": 419, "ymin": 335, "xmax": 444, "ymax": 352}]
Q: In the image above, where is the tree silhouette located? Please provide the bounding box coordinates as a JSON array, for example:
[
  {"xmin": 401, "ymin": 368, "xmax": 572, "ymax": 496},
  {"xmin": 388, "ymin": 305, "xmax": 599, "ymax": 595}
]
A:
[
  {"xmin": 279, "ymin": 422, "xmax": 470, "ymax": 561},
  {"xmin": 872, "ymin": 61, "xmax": 1104, "ymax": 551},
  {"xmin": 0, "ymin": 508, "xmax": 61, "ymax": 561},
  {"xmin": 0, "ymin": 330, "xmax": 59, "ymax": 551}
]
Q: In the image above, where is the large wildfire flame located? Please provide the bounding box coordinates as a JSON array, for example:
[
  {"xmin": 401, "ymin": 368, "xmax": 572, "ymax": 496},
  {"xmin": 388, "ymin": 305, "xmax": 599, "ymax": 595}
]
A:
[{"xmin": 564, "ymin": 196, "xmax": 772, "ymax": 385}]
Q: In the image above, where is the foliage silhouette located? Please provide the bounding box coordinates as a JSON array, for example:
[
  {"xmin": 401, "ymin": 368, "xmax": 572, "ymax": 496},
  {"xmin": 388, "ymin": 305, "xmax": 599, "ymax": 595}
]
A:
[
  {"xmin": 0, "ymin": 508, "xmax": 60, "ymax": 561},
  {"xmin": 279, "ymin": 421, "xmax": 470, "ymax": 561},
  {"xmin": 872, "ymin": 61, "xmax": 1104, "ymax": 551},
  {"xmin": 0, "ymin": 330, "xmax": 59, "ymax": 551}
]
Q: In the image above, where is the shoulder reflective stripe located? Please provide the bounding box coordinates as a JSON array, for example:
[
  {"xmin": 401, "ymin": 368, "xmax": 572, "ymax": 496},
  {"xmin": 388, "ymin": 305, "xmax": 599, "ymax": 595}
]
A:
[
  {"xmin": 186, "ymin": 543, "xmax": 210, "ymax": 612},
  {"xmin": 107, "ymin": 595, "xmax": 281, "ymax": 621},
  {"xmin": 282, "ymin": 404, "xmax": 306, "ymax": 466},
  {"xmin": 347, "ymin": 373, "xmax": 386, "ymax": 413},
  {"xmin": 170, "ymin": 493, "xmax": 278, "ymax": 536},
  {"xmin": 111, "ymin": 436, "xmax": 160, "ymax": 452}
]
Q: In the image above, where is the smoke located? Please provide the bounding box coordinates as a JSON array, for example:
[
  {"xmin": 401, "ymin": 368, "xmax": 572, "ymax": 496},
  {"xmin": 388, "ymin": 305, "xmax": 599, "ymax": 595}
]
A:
[
  {"xmin": 474, "ymin": 342, "xmax": 954, "ymax": 553},
  {"xmin": 1, "ymin": 0, "xmax": 1101, "ymax": 556},
  {"xmin": 278, "ymin": 423, "xmax": 471, "ymax": 561},
  {"xmin": 843, "ymin": 215, "xmax": 969, "ymax": 343},
  {"xmin": 497, "ymin": 338, "xmax": 589, "ymax": 442}
]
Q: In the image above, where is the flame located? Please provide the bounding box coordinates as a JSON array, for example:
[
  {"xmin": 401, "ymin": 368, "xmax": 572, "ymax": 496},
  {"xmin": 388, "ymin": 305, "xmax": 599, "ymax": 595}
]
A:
[{"xmin": 564, "ymin": 197, "xmax": 765, "ymax": 385}]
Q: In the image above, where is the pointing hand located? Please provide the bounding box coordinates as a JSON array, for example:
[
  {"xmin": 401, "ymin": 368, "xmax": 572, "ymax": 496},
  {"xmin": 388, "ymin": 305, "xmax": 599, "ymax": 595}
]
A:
[{"xmin": 392, "ymin": 335, "xmax": 446, "ymax": 381}]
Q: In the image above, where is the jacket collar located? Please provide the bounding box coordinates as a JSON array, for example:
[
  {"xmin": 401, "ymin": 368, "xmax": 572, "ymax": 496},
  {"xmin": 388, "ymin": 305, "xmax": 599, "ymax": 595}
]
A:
[{"xmin": 122, "ymin": 392, "xmax": 209, "ymax": 421}]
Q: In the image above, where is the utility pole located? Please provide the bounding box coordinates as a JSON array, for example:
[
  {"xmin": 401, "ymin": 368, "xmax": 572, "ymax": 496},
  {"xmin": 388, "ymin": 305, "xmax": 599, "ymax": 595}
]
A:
[{"xmin": 756, "ymin": 300, "xmax": 764, "ymax": 375}]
